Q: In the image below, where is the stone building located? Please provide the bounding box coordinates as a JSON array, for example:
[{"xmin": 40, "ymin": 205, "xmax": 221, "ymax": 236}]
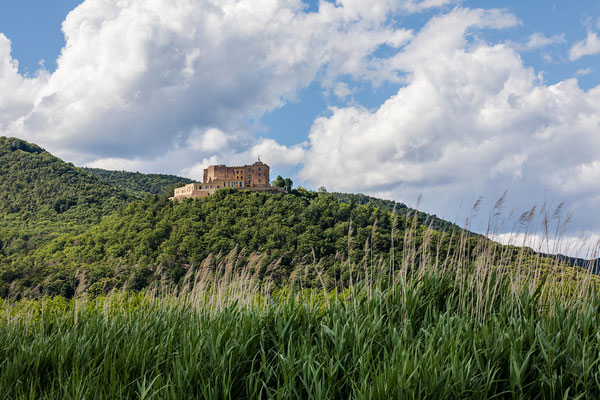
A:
[{"xmin": 172, "ymin": 159, "xmax": 274, "ymax": 200}]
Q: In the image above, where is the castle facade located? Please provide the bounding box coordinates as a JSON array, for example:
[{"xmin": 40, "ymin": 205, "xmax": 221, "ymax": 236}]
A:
[{"xmin": 172, "ymin": 159, "xmax": 273, "ymax": 200}]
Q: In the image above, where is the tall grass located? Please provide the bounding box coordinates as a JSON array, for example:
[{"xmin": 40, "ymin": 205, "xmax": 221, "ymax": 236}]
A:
[
  {"xmin": 1, "ymin": 270, "xmax": 600, "ymax": 399},
  {"xmin": 1, "ymin": 203, "xmax": 600, "ymax": 399}
]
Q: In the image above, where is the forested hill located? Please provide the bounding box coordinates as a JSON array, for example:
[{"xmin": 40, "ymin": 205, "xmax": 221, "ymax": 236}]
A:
[
  {"xmin": 0, "ymin": 137, "xmax": 583, "ymax": 299},
  {"xmin": 332, "ymin": 192, "xmax": 463, "ymax": 234},
  {"xmin": 6, "ymin": 189, "xmax": 471, "ymax": 297},
  {"xmin": 80, "ymin": 168, "xmax": 463, "ymax": 234},
  {"xmin": 1, "ymin": 137, "xmax": 479, "ymax": 298},
  {"xmin": 82, "ymin": 168, "xmax": 193, "ymax": 197},
  {"xmin": 0, "ymin": 137, "xmax": 134, "ymax": 257}
]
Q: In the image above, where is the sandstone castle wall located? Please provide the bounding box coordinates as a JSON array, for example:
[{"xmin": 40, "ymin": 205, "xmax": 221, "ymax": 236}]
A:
[{"xmin": 172, "ymin": 159, "xmax": 275, "ymax": 200}]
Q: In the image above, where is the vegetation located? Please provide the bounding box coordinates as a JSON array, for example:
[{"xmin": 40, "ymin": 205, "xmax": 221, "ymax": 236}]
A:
[
  {"xmin": 0, "ymin": 137, "xmax": 133, "ymax": 259},
  {"xmin": 272, "ymin": 175, "xmax": 293, "ymax": 191},
  {"xmin": 82, "ymin": 167, "xmax": 193, "ymax": 197},
  {"xmin": 332, "ymin": 192, "xmax": 463, "ymax": 233},
  {"xmin": 1, "ymin": 189, "xmax": 423, "ymax": 297},
  {"xmin": 0, "ymin": 245, "xmax": 599, "ymax": 399}
]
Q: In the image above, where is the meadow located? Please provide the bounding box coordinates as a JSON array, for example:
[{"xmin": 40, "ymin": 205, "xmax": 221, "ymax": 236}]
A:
[{"xmin": 1, "ymin": 220, "xmax": 600, "ymax": 400}]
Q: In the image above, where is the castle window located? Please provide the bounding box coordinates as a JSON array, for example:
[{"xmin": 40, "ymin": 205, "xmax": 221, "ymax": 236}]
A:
[
  {"xmin": 258, "ymin": 173, "xmax": 261, "ymax": 177},
  {"xmin": 259, "ymin": 179, "xmax": 261, "ymax": 183},
  {"xmin": 258, "ymin": 167, "xmax": 261, "ymax": 171}
]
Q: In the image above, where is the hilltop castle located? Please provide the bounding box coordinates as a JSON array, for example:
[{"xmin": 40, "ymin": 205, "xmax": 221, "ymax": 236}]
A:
[{"xmin": 172, "ymin": 158, "xmax": 277, "ymax": 200}]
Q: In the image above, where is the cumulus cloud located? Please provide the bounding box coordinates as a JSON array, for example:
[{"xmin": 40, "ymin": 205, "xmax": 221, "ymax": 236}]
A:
[
  {"xmin": 496, "ymin": 232, "xmax": 600, "ymax": 260},
  {"xmin": 230, "ymin": 138, "xmax": 306, "ymax": 168},
  {"xmin": 334, "ymin": 0, "xmax": 453, "ymax": 18},
  {"xmin": 187, "ymin": 128, "xmax": 230, "ymax": 153},
  {"xmin": 522, "ymin": 32, "xmax": 565, "ymax": 50},
  {"xmin": 0, "ymin": 0, "xmax": 418, "ymax": 166},
  {"xmin": 85, "ymin": 157, "xmax": 150, "ymax": 171},
  {"xmin": 297, "ymin": 7, "xmax": 600, "ymax": 234},
  {"xmin": 569, "ymin": 31, "xmax": 600, "ymax": 60},
  {"xmin": 401, "ymin": 0, "xmax": 455, "ymax": 13},
  {"xmin": 0, "ymin": 34, "xmax": 48, "ymax": 131},
  {"xmin": 179, "ymin": 156, "xmax": 221, "ymax": 181}
]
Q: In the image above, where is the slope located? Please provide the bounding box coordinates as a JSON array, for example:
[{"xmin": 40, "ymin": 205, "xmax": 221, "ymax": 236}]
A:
[
  {"xmin": 8, "ymin": 185, "xmax": 542, "ymax": 298},
  {"xmin": 82, "ymin": 168, "xmax": 193, "ymax": 197},
  {"xmin": 0, "ymin": 137, "xmax": 134, "ymax": 260},
  {"xmin": 332, "ymin": 192, "xmax": 463, "ymax": 234}
]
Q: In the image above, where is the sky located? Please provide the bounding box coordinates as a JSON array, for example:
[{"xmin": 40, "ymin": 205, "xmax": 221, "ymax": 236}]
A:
[{"xmin": 1, "ymin": 0, "xmax": 600, "ymax": 256}]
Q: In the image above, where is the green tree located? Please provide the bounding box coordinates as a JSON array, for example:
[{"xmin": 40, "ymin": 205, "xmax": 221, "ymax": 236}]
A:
[{"xmin": 272, "ymin": 175, "xmax": 285, "ymax": 188}]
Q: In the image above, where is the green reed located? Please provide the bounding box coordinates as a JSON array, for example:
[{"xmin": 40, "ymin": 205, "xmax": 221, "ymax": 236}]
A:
[{"xmin": 0, "ymin": 262, "xmax": 599, "ymax": 400}]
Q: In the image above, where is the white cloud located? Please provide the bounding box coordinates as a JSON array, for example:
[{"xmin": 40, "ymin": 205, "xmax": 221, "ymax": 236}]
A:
[
  {"xmin": 569, "ymin": 31, "xmax": 600, "ymax": 61},
  {"xmin": 523, "ymin": 32, "xmax": 565, "ymax": 50},
  {"xmin": 295, "ymin": 8, "xmax": 600, "ymax": 236},
  {"xmin": 85, "ymin": 157, "xmax": 149, "ymax": 171},
  {"xmin": 187, "ymin": 128, "xmax": 230, "ymax": 153},
  {"xmin": 576, "ymin": 68, "xmax": 593, "ymax": 76},
  {"xmin": 333, "ymin": 82, "xmax": 354, "ymax": 100},
  {"xmin": 335, "ymin": 0, "xmax": 453, "ymax": 18},
  {"xmin": 0, "ymin": 34, "xmax": 48, "ymax": 131},
  {"xmin": 230, "ymin": 138, "xmax": 306, "ymax": 168},
  {"xmin": 495, "ymin": 232, "xmax": 600, "ymax": 260},
  {"xmin": 401, "ymin": 0, "xmax": 455, "ymax": 13},
  {"xmin": 0, "ymin": 0, "xmax": 419, "ymax": 166},
  {"xmin": 542, "ymin": 53, "xmax": 553, "ymax": 63},
  {"xmin": 179, "ymin": 156, "xmax": 220, "ymax": 181}
]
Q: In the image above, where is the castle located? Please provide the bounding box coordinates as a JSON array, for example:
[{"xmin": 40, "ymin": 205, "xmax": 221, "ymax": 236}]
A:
[{"xmin": 171, "ymin": 158, "xmax": 276, "ymax": 200}]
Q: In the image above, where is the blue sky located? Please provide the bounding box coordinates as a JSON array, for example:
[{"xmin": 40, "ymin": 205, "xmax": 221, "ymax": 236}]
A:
[{"xmin": 1, "ymin": 0, "xmax": 600, "ymax": 255}]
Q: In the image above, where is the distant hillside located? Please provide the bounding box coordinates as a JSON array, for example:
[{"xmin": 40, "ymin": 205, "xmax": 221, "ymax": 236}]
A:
[
  {"xmin": 82, "ymin": 168, "xmax": 193, "ymax": 197},
  {"xmin": 543, "ymin": 253, "xmax": 600, "ymax": 275},
  {"xmin": 0, "ymin": 137, "xmax": 134, "ymax": 260},
  {"xmin": 332, "ymin": 192, "xmax": 464, "ymax": 234}
]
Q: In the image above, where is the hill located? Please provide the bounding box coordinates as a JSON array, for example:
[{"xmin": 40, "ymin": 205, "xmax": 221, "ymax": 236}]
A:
[
  {"xmin": 0, "ymin": 137, "xmax": 134, "ymax": 262},
  {"xmin": 332, "ymin": 192, "xmax": 463, "ymax": 234},
  {"xmin": 8, "ymin": 189, "xmax": 429, "ymax": 296},
  {"xmin": 0, "ymin": 137, "xmax": 592, "ymax": 299},
  {"xmin": 82, "ymin": 168, "xmax": 193, "ymax": 197},
  {"xmin": 9, "ymin": 187, "xmax": 570, "ymax": 299},
  {"xmin": 81, "ymin": 169, "xmax": 462, "ymax": 233},
  {"xmin": 1, "ymin": 137, "xmax": 475, "ymax": 297}
]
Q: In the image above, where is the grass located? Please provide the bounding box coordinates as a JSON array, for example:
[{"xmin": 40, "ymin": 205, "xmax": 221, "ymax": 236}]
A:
[
  {"xmin": 1, "ymin": 263, "xmax": 600, "ymax": 398},
  {"xmin": 1, "ymin": 205, "xmax": 600, "ymax": 398}
]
